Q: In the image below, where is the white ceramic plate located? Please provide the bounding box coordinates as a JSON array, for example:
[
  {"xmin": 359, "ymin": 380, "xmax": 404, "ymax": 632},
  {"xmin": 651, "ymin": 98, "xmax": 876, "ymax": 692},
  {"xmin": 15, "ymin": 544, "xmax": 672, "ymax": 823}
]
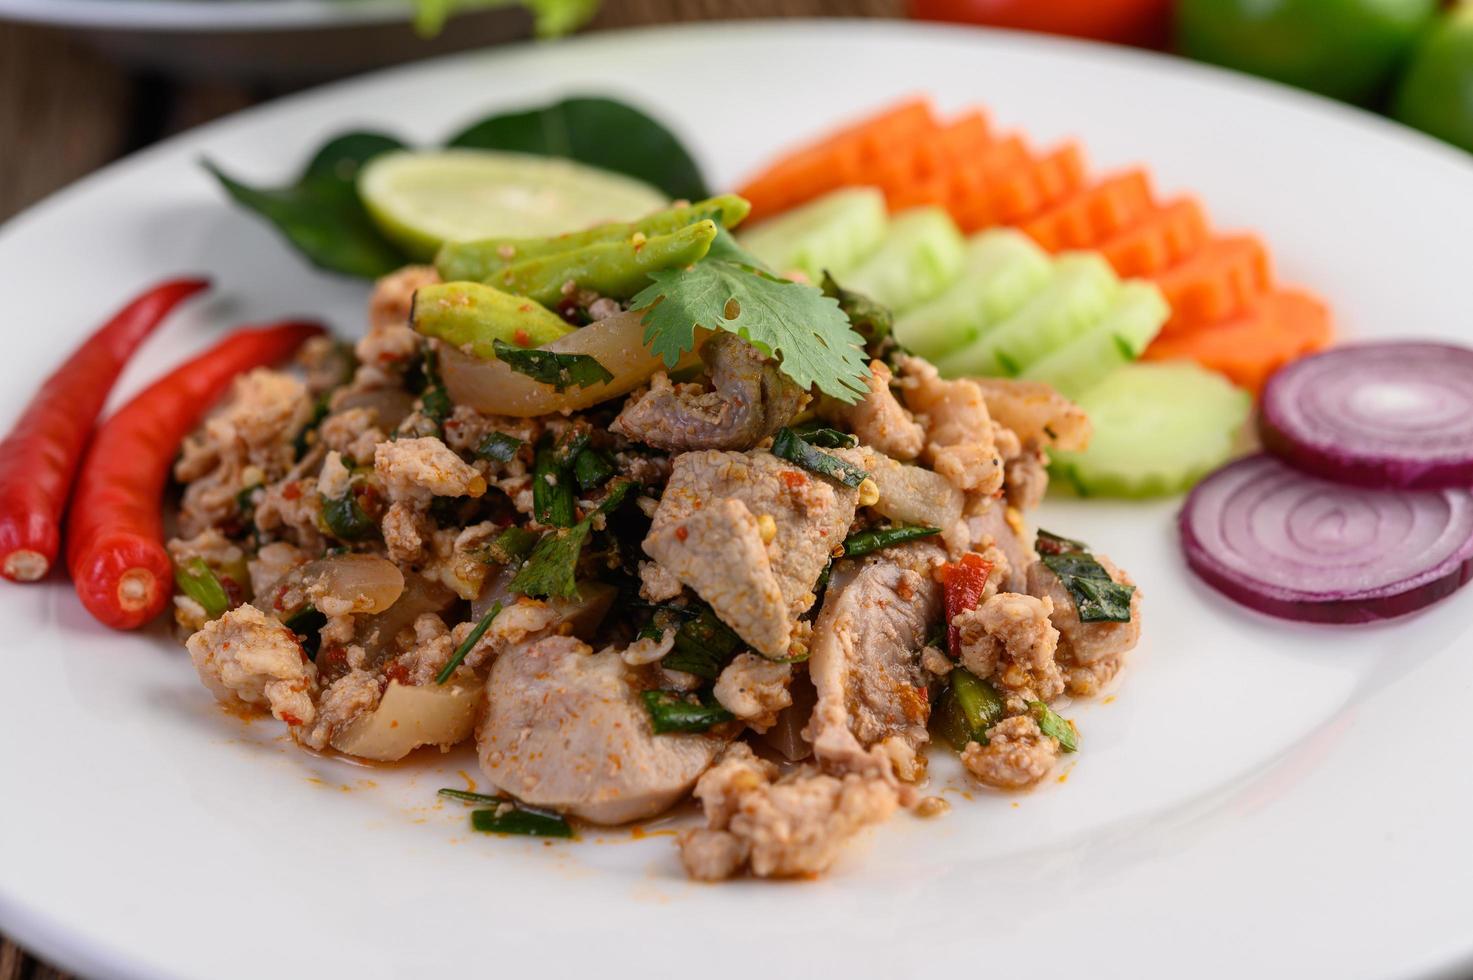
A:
[{"xmin": 2, "ymin": 21, "xmax": 1471, "ymax": 980}]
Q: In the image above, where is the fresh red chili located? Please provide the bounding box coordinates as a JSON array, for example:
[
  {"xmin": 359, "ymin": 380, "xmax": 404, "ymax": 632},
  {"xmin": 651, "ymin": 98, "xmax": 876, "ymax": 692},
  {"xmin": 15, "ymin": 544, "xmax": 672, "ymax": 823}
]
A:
[
  {"xmin": 0, "ymin": 278, "xmax": 209, "ymax": 583},
  {"xmin": 939, "ymin": 552, "xmax": 994, "ymax": 656},
  {"xmin": 66, "ymin": 320, "xmax": 324, "ymax": 630}
]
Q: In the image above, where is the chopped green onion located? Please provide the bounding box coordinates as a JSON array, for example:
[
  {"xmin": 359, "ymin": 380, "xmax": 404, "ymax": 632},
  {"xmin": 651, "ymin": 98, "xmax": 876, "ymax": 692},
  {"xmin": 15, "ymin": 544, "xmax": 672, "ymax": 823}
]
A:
[
  {"xmin": 841, "ymin": 524, "xmax": 940, "ymax": 558},
  {"xmin": 492, "ymin": 338, "xmax": 613, "ymax": 392},
  {"xmin": 573, "ymin": 448, "xmax": 615, "ymax": 490},
  {"xmin": 771, "ymin": 427, "xmax": 868, "ymax": 489},
  {"xmin": 321, "ymin": 489, "xmax": 375, "ymax": 541},
  {"xmin": 1028, "ymin": 700, "xmax": 1078, "ymax": 753},
  {"xmin": 437, "ymin": 788, "xmax": 507, "ymax": 805},
  {"xmin": 476, "ymin": 431, "xmax": 524, "ymax": 463},
  {"xmin": 470, "ymin": 806, "xmax": 574, "ymax": 839},
  {"xmin": 532, "ymin": 444, "xmax": 576, "ymax": 528},
  {"xmin": 436, "ymin": 601, "xmax": 501, "ymax": 684},
  {"xmin": 174, "ymin": 557, "xmax": 229, "ymax": 619},
  {"xmin": 934, "ymin": 667, "xmax": 1006, "ymax": 752},
  {"xmin": 662, "ymin": 605, "xmax": 742, "ymax": 680},
  {"xmin": 641, "ymin": 690, "xmax": 735, "ymax": 734},
  {"xmin": 510, "ymin": 524, "xmax": 591, "ymax": 600}
]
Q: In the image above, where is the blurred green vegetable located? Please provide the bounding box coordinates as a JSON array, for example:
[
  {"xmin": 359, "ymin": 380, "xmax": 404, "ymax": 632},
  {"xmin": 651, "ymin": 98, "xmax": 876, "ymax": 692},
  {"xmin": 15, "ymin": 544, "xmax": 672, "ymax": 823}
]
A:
[
  {"xmin": 1176, "ymin": 0, "xmax": 1439, "ymax": 103},
  {"xmin": 1395, "ymin": 4, "xmax": 1473, "ymax": 153},
  {"xmin": 411, "ymin": 0, "xmax": 601, "ymax": 39}
]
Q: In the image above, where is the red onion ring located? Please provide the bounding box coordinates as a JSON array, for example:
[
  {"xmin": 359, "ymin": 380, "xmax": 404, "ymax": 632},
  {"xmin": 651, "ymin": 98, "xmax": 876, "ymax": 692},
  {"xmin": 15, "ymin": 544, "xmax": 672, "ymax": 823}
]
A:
[
  {"xmin": 1179, "ymin": 454, "xmax": 1473, "ymax": 623},
  {"xmin": 1259, "ymin": 341, "xmax": 1473, "ymax": 489}
]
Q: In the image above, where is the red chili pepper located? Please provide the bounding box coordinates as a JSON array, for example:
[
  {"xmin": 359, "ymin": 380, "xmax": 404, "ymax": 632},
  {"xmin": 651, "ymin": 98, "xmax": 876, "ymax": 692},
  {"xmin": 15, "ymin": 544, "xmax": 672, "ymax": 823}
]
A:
[
  {"xmin": 0, "ymin": 278, "xmax": 210, "ymax": 583},
  {"xmin": 66, "ymin": 320, "xmax": 325, "ymax": 630},
  {"xmin": 939, "ymin": 552, "xmax": 994, "ymax": 656}
]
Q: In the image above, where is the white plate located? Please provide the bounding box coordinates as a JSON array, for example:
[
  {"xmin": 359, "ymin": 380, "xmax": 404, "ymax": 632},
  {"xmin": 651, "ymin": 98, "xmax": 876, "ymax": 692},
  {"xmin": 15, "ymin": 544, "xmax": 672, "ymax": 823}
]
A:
[{"xmin": 2, "ymin": 21, "xmax": 1472, "ymax": 980}]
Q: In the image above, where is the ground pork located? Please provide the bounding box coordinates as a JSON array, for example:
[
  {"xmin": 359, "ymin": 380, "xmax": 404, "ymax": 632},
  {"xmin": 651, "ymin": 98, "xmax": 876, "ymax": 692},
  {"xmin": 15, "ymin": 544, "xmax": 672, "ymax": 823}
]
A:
[
  {"xmin": 389, "ymin": 613, "xmax": 458, "ymax": 686},
  {"xmin": 374, "ymin": 437, "xmax": 487, "ymax": 563},
  {"xmin": 820, "ymin": 359, "xmax": 924, "ymax": 460},
  {"xmin": 318, "ymin": 407, "xmax": 386, "ymax": 465},
  {"xmin": 713, "ymin": 653, "xmax": 793, "ymax": 732},
  {"xmin": 254, "ymin": 478, "xmax": 325, "ymax": 553},
  {"xmin": 896, "ymin": 355, "xmax": 1004, "ymax": 496},
  {"xmin": 638, "ymin": 560, "xmax": 684, "ymax": 603},
  {"xmin": 679, "ymin": 743, "xmax": 900, "ymax": 880},
  {"xmin": 296, "ymin": 668, "xmax": 381, "ymax": 751},
  {"xmin": 961, "ymin": 715, "xmax": 1061, "ymax": 790},
  {"xmin": 953, "ymin": 592, "xmax": 1063, "ymax": 703},
  {"xmin": 186, "ymin": 605, "xmax": 316, "ymax": 728}
]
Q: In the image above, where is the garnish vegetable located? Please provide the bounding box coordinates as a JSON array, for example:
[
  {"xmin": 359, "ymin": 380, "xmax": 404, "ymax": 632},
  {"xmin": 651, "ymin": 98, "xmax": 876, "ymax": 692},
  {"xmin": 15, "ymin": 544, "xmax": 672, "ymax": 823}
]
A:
[
  {"xmin": 410, "ymin": 281, "xmax": 573, "ymax": 356},
  {"xmin": 641, "ymin": 690, "xmax": 735, "ymax": 735},
  {"xmin": 66, "ymin": 321, "xmax": 324, "ymax": 630},
  {"xmin": 939, "ymin": 553, "xmax": 994, "ymax": 655},
  {"xmin": 437, "ymin": 788, "xmax": 574, "ymax": 839},
  {"xmin": 0, "ymin": 277, "xmax": 208, "ymax": 583},
  {"xmin": 1395, "ymin": 4, "xmax": 1473, "ymax": 154}
]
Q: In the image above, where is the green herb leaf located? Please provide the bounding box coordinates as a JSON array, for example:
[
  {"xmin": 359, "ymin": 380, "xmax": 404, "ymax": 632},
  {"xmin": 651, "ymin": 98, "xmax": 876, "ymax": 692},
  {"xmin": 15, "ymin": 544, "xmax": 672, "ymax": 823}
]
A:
[
  {"xmin": 492, "ymin": 338, "xmax": 613, "ymax": 392},
  {"xmin": 641, "ymin": 690, "xmax": 735, "ymax": 735},
  {"xmin": 791, "ymin": 424, "xmax": 858, "ymax": 449},
  {"xmin": 510, "ymin": 523, "xmax": 592, "ymax": 600},
  {"xmin": 283, "ymin": 607, "xmax": 328, "ymax": 660},
  {"xmin": 573, "ymin": 448, "xmax": 614, "ymax": 490},
  {"xmin": 633, "ymin": 253, "xmax": 871, "ymax": 404},
  {"xmin": 204, "ymin": 133, "xmax": 409, "ymax": 278},
  {"xmin": 770, "ymin": 427, "xmax": 869, "ymax": 488},
  {"xmin": 821, "ymin": 272, "xmax": 893, "ymax": 345},
  {"xmin": 436, "ymin": 602, "xmax": 500, "ymax": 684},
  {"xmin": 533, "ymin": 445, "xmax": 577, "ymax": 528},
  {"xmin": 438, "ymin": 788, "xmax": 574, "ymax": 838},
  {"xmin": 662, "ymin": 605, "xmax": 743, "ymax": 680},
  {"xmin": 484, "ymin": 525, "xmax": 538, "ymax": 565},
  {"xmin": 593, "ymin": 477, "xmax": 638, "ymax": 515},
  {"xmin": 1040, "ymin": 552, "xmax": 1135, "ymax": 623},
  {"xmin": 841, "ymin": 524, "xmax": 941, "ymax": 558},
  {"xmin": 174, "ymin": 557, "xmax": 230, "ymax": 620},
  {"xmin": 411, "ymin": 0, "xmax": 600, "ymax": 39},
  {"xmin": 934, "ymin": 668, "xmax": 1006, "ymax": 752},
  {"xmin": 448, "ymin": 96, "xmax": 708, "ymax": 201},
  {"xmin": 1029, "ymin": 701, "xmax": 1078, "ymax": 753},
  {"xmin": 476, "ymin": 431, "xmax": 524, "ymax": 463},
  {"xmin": 321, "ymin": 490, "xmax": 375, "ymax": 542}
]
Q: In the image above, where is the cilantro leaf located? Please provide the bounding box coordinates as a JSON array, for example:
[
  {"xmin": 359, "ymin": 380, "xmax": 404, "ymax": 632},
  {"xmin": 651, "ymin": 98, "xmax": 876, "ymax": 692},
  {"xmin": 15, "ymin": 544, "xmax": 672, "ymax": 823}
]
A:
[
  {"xmin": 492, "ymin": 338, "xmax": 613, "ymax": 392},
  {"xmin": 509, "ymin": 522, "xmax": 592, "ymax": 600},
  {"xmin": 631, "ymin": 251, "xmax": 870, "ymax": 404}
]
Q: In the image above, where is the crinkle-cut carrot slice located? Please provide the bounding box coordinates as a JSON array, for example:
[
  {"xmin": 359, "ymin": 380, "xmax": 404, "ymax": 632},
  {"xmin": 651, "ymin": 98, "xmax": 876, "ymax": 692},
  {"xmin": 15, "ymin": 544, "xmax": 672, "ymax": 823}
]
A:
[
  {"xmin": 1152, "ymin": 234, "xmax": 1273, "ymax": 334},
  {"xmin": 1143, "ymin": 288, "xmax": 1331, "ymax": 392},
  {"xmin": 1020, "ymin": 170, "xmax": 1155, "ymax": 252},
  {"xmin": 1097, "ymin": 197, "xmax": 1210, "ymax": 278}
]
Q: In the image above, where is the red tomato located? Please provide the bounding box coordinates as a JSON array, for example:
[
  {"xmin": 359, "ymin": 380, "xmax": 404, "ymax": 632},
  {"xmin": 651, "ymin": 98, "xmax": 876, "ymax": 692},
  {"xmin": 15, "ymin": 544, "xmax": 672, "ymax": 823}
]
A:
[{"xmin": 907, "ymin": 0, "xmax": 1174, "ymax": 47}]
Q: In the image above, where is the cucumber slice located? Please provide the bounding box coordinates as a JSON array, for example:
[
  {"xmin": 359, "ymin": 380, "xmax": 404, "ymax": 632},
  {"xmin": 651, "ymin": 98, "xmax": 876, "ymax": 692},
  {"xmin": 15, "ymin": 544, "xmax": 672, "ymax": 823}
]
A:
[
  {"xmin": 1050, "ymin": 362, "xmax": 1252, "ymax": 498},
  {"xmin": 841, "ymin": 206, "xmax": 967, "ymax": 313},
  {"xmin": 359, "ymin": 149, "xmax": 667, "ymax": 260},
  {"xmin": 738, "ymin": 187, "xmax": 888, "ymax": 282},
  {"xmin": 893, "ymin": 229, "xmax": 1053, "ymax": 362},
  {"xmin": 936, "ymin": 252, "xmax": 1119, "ymax": 378},
  {"xmin": 1019, "ymin": 281, "xmax": 1169, "ymax": 398}
]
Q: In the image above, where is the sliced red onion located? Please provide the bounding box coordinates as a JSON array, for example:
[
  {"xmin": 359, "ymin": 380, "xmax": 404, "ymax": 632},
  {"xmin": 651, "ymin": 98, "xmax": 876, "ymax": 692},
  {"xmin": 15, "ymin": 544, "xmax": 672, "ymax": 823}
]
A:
[
  {"xmin": 1180, "ymin": 454, "xmax": 1473, "ymax": 623},
  {"xmin": 1260, "ymin": 341, "xmax": 1473, "ymax": 489}
]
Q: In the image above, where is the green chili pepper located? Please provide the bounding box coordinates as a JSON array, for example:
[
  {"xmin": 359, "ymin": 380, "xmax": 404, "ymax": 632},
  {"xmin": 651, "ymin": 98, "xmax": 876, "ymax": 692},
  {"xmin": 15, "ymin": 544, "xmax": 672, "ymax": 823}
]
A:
[
  {"xmin": 934, "ymin": 668, "xmax": 1007, "ymax": 752},
  {"xmin": 487, "ymin": 219, "xmax": 718, "ymax": 308},
  {"xmin": 411, "ymin": 281, "xmax": 574, "ymax": 357},
  {"xmin": 435, "ymin": 195, "xmax": 750, "ymax": 282}
]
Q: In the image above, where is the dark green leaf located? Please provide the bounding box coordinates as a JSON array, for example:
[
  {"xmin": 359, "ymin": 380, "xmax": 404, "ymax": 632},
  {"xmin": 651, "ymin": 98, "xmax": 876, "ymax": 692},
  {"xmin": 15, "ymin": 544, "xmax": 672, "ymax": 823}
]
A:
[
  {"xmin": 476, "ymin": 431, "xmax": 525, "ymax": 463},
  {"xmin": 471, "ymin": 806, "xmax": 575, "ymax": 839},
  {"xmin": 448, "ymin": 96, "xmax": 708, "ymax": 201},
  {"xmin": 641, "ymin": 690, "xmax": 734, "ymax": 734},
  {"xmin": 204, "ymin": 133, "xmax": 409, "ymax": 278},
  {"xmin": 532, "ymin": 445, "xmax": 577, "ymax": 528},
  {"xmin": 174, "ymin": 557, "xmax": 230, "ymax": 620},
  {"xmin": 436, "ymin": 602, "xmax": 500, "ymax": 684},
  {"xmin": 821, "ymin": 272, "xmax": 893, "ymax": 345},
  {"xmin": 770, "ymin": 427, "xmax": 869, "ymax": 489},
  {"xmin": 663, "ymin": 605, "xmax": 743, "ymax": 680},
  {"xmin": 321, "ymin": 490, "xmax": 375, "ymax": 542},
  {"xmin": 593, "ymin": 477, "xmax": 638, "ymax": 515},
  {"xmin": 492, "ymin": 338, "xmax": 613, "ymax": 392},
  {"xmin": 1040, "ymin": 552, "xmax": 1135, "ymax": 623},
  {"xmin": 791, "ymin": 424, "xmax": 857, "ymax": 449},
  {"xmin": 573, "ymin": 448, "xmax": 614, "ymax": 490},
  {"xmin": 509, "ymin": 523, "xmax": 591, "ymax": 600},
  {"xmin": 841, "ymin": 524, "xmax": 940, "ymax": 558},
  {"xmin": 283, "ymin": 607, "xmax": 327, "ymax": 660},
  {"xmin": 1029, "ymin": 701, "xmax": 1078, "ymax": 753}
]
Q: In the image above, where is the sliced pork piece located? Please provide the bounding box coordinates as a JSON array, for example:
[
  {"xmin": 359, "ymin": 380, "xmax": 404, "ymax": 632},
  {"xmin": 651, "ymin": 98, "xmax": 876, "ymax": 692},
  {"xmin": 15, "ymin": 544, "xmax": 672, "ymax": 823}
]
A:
[
  {"xmin": 678, "ymin": 743, "xmax": 900, "ymax": 881},
  {"xmin": 612, "ymin": 332, "xmax": 805, "ymax": 451},
  {"xmin": 476, "ymin": 636, "xmax": 725, "ymax": 825},
  {"xmin": 973, "ymin": 377, "xmax": 1091, "ymax": 452},
  {"xmin": 966, "ymin": 500, "xmax": 1034, "ymax": 592},
  {"xmin": 644, "ymin": 450, "xmax": 858, "ymax": 657},
  {"xmin": 804, "ymin": 557, "xmax": 940, "ymax": 780},
  {"xmin": 820, "ymin": 359, "xmax": 925, "ymax": 460},
  {"xmin": 1026, "ymin": 555, "xmax": 1142, "ymax": 696}
]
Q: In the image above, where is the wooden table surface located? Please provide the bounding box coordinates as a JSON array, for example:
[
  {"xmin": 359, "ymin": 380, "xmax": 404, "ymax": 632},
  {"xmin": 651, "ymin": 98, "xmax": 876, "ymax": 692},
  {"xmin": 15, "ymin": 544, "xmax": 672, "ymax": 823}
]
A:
[{"xmin": 0, "ymin": 1, "xmax": 898, "ymax": 975}]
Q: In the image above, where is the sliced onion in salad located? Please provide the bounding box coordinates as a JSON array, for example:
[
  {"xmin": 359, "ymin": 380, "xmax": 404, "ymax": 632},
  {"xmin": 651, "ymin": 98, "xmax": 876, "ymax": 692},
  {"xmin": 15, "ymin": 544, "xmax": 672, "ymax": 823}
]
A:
[
  {"xmin": 1179, "ymin": 454, "xmax": 1473, "ymax": 623},
  {"xmin": 1259, "ymin": 341, "xmax": 1473, "ymax": 489},
  {"xmin": 330, "ymin": 680, "xmax": 481, "ymax": 762},
  {"xmin": 440, "ymin": 309, "xmax": 703, "ymax": 417}
]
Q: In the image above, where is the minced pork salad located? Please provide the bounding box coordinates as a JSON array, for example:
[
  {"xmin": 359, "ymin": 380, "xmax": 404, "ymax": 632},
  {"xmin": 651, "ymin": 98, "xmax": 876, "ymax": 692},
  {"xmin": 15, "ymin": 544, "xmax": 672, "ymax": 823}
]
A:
[{"xmin": 168, "ymin": 196, "xmax": 1141, "ymax": 880}]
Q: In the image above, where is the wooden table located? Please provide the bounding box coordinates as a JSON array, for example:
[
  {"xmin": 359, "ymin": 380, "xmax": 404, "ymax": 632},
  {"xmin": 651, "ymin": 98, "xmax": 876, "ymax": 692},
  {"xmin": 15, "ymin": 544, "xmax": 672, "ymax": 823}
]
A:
[{"xmin": 0, "ymin": 0, "xmax": 899, "ymax": 975}]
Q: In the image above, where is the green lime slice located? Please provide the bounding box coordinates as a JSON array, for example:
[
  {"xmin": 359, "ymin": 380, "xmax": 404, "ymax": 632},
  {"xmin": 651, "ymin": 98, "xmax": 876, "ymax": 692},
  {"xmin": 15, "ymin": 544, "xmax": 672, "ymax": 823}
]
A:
[{"xmin": 358, "ymin": 148, "xmax": 668, "ymax": 261}]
